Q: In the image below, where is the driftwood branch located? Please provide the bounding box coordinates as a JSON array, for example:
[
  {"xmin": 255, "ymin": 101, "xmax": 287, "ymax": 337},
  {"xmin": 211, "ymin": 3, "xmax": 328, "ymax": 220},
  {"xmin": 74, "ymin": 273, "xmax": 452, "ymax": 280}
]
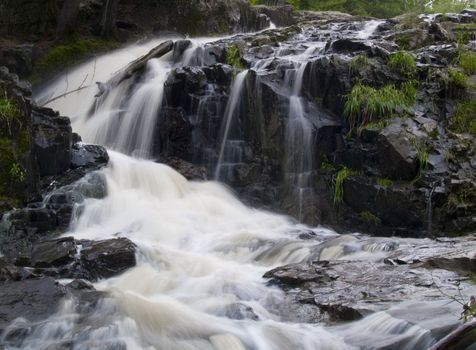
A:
[
  {"xmin": 428, "ymin": 319, "xmax": 476, "ymax": 350},
  {"xmin": 40, "ymin": 86, "xmax": 89, "ymax": 106}
]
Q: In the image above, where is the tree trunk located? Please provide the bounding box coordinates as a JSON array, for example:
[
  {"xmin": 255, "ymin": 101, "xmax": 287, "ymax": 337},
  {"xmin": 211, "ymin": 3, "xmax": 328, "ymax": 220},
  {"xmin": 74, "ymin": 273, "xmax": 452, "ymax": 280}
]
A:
[
  {"xmin": 429, "ymin": 320, "xmax": 476, "ymax": 350},
  {"xmin": 100, "ymin": 0, "xmax": 119, "ymax": 38},
  {"xmin": 57, "ymin": 0, "xmax": 81, "ymax": 35}
]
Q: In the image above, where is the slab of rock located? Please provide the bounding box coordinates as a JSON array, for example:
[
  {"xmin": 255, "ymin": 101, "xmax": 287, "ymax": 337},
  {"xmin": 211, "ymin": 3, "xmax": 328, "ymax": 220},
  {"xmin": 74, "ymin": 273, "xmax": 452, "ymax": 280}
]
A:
[{"xmin": 79, "ymin": 237, "xmax": 136, "ymax": 280}]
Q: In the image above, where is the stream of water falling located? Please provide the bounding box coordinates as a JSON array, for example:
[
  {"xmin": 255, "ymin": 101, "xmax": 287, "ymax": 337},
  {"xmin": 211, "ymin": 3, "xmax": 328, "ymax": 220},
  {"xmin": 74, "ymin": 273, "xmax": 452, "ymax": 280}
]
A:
[
  {"xmin": 214, "ymin": 70, "xmax": 249, "ymax": 181},
  {"xmin": 27, "ymin": 23, "xmax": 472, "ymax": 349}
]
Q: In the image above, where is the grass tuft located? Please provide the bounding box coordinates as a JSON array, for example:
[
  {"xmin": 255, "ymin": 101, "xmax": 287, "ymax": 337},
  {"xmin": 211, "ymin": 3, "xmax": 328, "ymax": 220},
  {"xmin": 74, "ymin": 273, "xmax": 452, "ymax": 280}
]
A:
[
  {"xmin": 388, "ymin": 51, "xmax": 417, "ymax": 78},
  {"xmin": 449, "ymin": 100, "xmax": 476, "ymax": 135},
  {"xmin": 332, "ymin": 167, "xmax": 356, "ymax": 205},
  {"xmin": 344, "ymin": 81, "xmax": 417, "ymax": 132}
]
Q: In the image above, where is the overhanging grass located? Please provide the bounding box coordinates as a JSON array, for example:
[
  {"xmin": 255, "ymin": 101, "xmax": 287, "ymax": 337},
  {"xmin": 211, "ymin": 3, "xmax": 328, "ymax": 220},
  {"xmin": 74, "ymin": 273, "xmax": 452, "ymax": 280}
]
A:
[{"xmin": 344, "ymin": 80, "xmax": 417, "ymax": 132}]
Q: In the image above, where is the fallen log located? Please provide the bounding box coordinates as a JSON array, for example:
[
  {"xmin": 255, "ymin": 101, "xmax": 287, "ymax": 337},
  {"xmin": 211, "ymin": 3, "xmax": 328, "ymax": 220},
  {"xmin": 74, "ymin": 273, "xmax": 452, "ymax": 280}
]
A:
[
  {"xmin": 428, "ymin": 319, "xmax": 476, "ymax": 350},
  {"xmin": 115, "ymin": 40, "xmax": 174, "ymax": 85}
]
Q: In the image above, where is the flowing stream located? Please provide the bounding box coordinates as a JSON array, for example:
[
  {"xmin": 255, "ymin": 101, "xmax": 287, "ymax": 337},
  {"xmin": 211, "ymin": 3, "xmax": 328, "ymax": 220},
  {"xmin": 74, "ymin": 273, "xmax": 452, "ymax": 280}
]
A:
[{"xmin": 28, "ymin": 23, "xmax": 473, "ymax": 349}]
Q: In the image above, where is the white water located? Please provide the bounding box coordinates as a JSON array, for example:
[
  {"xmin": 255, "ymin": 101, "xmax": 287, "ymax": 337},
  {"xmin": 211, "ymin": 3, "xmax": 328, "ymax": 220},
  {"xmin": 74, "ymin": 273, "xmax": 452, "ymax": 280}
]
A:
[{"xmin": 24, "ymin": 26, "xmax": 471, "ymax": 349}]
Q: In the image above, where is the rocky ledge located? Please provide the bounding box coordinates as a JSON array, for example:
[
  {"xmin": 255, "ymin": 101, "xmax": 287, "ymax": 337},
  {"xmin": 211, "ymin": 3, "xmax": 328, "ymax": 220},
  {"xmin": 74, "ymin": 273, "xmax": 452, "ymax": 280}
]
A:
[{"xmin": 263, "ymin": 234, "xmax": 476, "ymax": 348}]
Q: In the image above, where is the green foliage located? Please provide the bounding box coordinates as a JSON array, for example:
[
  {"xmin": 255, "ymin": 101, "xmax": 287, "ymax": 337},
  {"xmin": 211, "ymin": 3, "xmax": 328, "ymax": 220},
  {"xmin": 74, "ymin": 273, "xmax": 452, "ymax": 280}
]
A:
[
  {"xmin": 388, "ymin": 51, "xmax": 417, "ymax": 78},
  {"xmin": 332, "ymin": 167, "xmax": 356, "ymax": 205},
  {"xmin": 428, "ymin": 0, "xmax": 474, "ymax": 14},
  {"xmin": 35, "ymin": 36, "xmax": 119, "ymax": 78},
  {"xmin": 455, "ymin": 23, "xmax": 476, "ymax": 44},
  {"xmin": 225, "ymin": 44, "xmax": 244, "ymax": 70},
  {"xmin": 344, "ymin": 81, "xmax": 417, "ymax": 132},
  {"xmin": 251, "ymin": 0, "xmax": 474, "ymax": 17},
  {"xmin": 457, "ymin": 49, "xmax": 476, "ymax": 75},
  {"xmin": 359, "ymin": 211, "xmax": 382, "ymax": 226},
  {"xmin": 449, "ymin": 100, "xmax": 476, "ymax": 135}
]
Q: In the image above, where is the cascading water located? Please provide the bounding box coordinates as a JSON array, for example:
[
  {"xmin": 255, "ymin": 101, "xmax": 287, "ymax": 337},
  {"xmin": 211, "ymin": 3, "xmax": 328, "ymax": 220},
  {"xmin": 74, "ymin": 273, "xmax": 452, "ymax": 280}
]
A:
[
  {"xmin": 22, "ymin": 21, "xmax": 476, "ymax": 349},
  {"xmin": 214, "ymin": 70, "xmax": 249, "ymax": 181}
]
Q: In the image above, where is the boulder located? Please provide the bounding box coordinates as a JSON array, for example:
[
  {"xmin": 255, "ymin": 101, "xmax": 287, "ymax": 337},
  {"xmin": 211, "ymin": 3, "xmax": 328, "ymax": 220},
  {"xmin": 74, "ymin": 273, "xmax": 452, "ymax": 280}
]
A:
[
  {"xmin": 0, "ymin": 278, "xmax": 66, "ymax": 334},
  {"xmin": 377, "ymin": 124, "xmax": 419, "ymax": 180},
  {"xmin": 79, "ymin": 237, "xmax": 136, "ymax": 280}
]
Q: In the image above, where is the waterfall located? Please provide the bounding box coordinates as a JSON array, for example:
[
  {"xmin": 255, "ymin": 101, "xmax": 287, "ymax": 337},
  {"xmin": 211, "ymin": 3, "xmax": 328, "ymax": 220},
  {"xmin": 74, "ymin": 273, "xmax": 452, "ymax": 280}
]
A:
[
  {"xmin": 23, "ymin": 30, "xmax": 474, "ymax": 350},
  {"xmin": 355, "ymin": 20, "xmax": 385, "ymax": 39},
  {"xmin": 214, "ymin": 70, "xmax": 249, "ymax": 181},
  {"xmin": 284, "ymin": 62, "xmax": 315, "ymax": 221}
]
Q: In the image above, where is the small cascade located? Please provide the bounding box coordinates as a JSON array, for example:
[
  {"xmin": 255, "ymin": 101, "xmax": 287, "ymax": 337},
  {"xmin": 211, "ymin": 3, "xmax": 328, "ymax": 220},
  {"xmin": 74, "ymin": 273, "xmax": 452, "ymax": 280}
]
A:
[
  {"xmin": 284, "ymin": 62, "xmax": 315, "ymax": 221},
  {"xmin": 214, "ymin": 70, "xmax": 249, "ymax": 181},
  {"xmin": 355, "ymin": 19, "xmax": 385, "ymax": 39}
]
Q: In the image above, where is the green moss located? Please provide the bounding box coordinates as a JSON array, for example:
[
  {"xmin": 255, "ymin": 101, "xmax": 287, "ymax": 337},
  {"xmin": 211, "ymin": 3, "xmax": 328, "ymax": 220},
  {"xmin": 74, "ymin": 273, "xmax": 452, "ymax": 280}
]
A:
[
  {"xmin": 34, "ymin": 36, "xmax": 120, "ymax": 79},
  {"xmin": 444, "ymin": 67, "xmax": 469, "ymax": 98},
  {"xmin": 359, "ymin": 211, "xmax": 382, "ymax": 226},
  {"xmin": 449, "ymin": 100, "xmax": 476, "ymax": 135},
  {"xmin": 344, "ymin": 81, "xmax": 417, "ymax": 132},
  {"xmin": 225, "ymin": 44, "xmax": 244, "ymax": 70},
  {"xmin": 388, "ymin": 51, "xmax": 417, "ymax": 78},
  {"xmin": 357, "ymin": 119, "xmax": 390, "ymax": 136},
  {"xmin": 332, "ymin": 167, "xmax": 357, "ymax": 205}
]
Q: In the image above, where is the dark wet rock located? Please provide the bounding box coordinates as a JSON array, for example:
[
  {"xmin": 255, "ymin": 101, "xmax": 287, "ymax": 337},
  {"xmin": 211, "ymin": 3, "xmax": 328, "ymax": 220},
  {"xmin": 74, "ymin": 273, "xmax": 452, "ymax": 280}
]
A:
[
  {"xmin": 32, "ymin": 106, "xmax": 72, "ymax": 177},
  {"xmin": 173, "ymin": 40, "xmax": 192, "ymax": 63},
  {"xmin": 0, "ymin": 259, "xmax": 30, "ymax": 282},
  {"xmin": 7, "ymin": 236, "xmax": 136, "ymax": 281},
  {"xmin": 22, "ymin": 236, "xmax": 77, "ymax": 268},
  {"xmin": 0, "ymin": 45, "xmax": 34, "ymax": 78},
  {"xmin": 71, "ymin": 143, "xmax": 109, "ymax": 169},
  {"xmin": 79, "ymin": 237, "xmax": 136, "ymax": 280},
  {"xmin": 254, "ymin": 5, "xmax": 295, "ymax": 27},
  {"xmin": 0, "ymin": 278, "xmax": 66, "ymax": 333},
  {"xmin": 163, "ymin": 157, "xmax": 208, "ymax": 180},
  {"xmin": 264, "ymin": 235, "xmax": 476, "ymax": 324},
  {"xmin": 264, "ymin": 261, "xmax": 336, "ymax": 287},
  {"xmin": 377, "ymin": 124, "xmax": 419, "ymax": 180}
]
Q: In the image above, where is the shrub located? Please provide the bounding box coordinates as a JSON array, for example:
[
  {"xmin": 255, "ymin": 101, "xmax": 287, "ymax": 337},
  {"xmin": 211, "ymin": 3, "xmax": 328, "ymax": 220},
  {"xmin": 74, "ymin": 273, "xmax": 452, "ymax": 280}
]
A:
[
  {"xmin": 344, "ymin": 80, "xmax": 417, "ymax": 132},
  {"xmin": 388, "ymin": 51, "xmax": 417, "ymax": 78}
]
